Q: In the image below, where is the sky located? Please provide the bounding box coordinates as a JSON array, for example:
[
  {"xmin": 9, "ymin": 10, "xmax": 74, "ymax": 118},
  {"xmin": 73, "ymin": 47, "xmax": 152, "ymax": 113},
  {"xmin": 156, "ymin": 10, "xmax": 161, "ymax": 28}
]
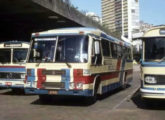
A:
[{"xmin": 70, "ymin": 0, "xmax": 165, "ymax": 25}]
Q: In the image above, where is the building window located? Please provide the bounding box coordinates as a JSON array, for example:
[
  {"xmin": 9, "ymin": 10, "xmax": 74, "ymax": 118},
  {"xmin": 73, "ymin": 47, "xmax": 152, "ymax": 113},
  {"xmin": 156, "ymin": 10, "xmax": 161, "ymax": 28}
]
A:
[{"xmin": 132, "ymin": 9, "xmax": 135, "ymax": 13}]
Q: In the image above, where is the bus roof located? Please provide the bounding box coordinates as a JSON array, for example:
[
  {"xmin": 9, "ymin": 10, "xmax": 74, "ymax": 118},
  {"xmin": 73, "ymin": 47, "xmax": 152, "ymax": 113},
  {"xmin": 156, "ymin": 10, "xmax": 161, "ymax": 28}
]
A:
[
  {"xmin": 32, "ymin": 27, "xmax": 131, "ymax": 47},
  {"xmin": 143, "ymin": 25, "xmax": 165, "ymax": 38}
]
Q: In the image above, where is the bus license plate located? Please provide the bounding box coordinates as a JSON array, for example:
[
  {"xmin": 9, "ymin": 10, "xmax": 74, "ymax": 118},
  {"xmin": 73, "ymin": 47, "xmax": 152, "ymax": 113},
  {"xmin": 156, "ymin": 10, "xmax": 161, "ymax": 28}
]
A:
[
  {"xmin": 49, "ymin": 90, "xmax": 58, "ymax": 95},
  {"xmin": 5, "ymin": 82, "xmax": 12, "ymax": 86}
]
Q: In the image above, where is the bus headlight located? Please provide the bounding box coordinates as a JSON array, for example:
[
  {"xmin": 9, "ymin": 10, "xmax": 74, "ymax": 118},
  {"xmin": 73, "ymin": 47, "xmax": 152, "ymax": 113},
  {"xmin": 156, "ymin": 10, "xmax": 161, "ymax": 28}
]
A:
[
  {"xmin": 69, "ymin": 83, "xmax": 75, "ymax": 89},
  {"xmin": 21, "ymin": 74, "xmax": 26, "ymax": 79},
  {"xmin": 69, "ymin": 82, "xmax": 84, "ymax": 89},
  {"xmin": 76, "ymin": 82, "xmax": 83, "ymax": 89},
  {"xmin": 145, "ymin": 76, "xmax": 157, "ymax": 84}
]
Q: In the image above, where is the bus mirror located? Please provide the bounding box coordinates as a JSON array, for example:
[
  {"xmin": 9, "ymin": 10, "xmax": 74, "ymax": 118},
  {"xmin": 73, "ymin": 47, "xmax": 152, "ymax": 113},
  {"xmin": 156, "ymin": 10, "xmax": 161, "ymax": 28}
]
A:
[
  {"xmin": 94, "ymin": 41, "xmax": 100, "ymax": 55},
  {"xmin": 33, "ymin": 49, "xmax": 40, "ymax": 58}
]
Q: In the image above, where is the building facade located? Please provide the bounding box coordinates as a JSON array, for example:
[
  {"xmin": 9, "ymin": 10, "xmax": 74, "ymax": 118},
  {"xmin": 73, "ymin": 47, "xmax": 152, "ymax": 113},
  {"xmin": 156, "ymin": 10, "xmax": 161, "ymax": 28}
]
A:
[{"xmin": 102, "ymin": 0, "xmax": 140, "ymax": 42}]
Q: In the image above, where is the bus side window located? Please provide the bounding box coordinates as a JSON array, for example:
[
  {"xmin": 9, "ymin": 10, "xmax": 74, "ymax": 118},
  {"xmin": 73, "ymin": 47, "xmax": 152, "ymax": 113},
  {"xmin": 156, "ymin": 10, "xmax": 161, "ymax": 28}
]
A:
[
  {"xmin": 101, "ymin": 39, "xmax": 110, "ymax": 57},
  {"xmin": 111, "ymin": 43, "xmax": 117, "ymax": 58},
  {"xmin": 92, "ymin": 40, "xmax": 102, "ymax": 65},
  {"xmin": 122, "ymin": 47, "xmax": 127, "ymax": 58},
  {"xmin": 117, "ymin": 45, "xmax": 122, "ymax": 58}
]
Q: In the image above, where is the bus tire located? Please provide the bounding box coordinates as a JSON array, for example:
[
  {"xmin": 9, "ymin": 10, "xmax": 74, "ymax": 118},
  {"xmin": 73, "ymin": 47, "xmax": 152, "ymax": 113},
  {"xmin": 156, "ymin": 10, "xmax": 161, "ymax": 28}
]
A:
[
  {"xmin": 91, "ymin": 77, "xmax": 101, "ymax": 102},
  {"xmin": 85, "ymin": 77, "xmax": 101, "ymax": 104},
  {"xmin": 121, "ymin": 72, "xmax": 127, "ymax": 89}
]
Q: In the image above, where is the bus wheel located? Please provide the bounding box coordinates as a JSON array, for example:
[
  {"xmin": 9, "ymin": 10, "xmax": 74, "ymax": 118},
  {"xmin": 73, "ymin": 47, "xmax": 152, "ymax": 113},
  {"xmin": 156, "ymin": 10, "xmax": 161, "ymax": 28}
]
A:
[
  {"xmin": 39, "ymin": 95, "xmax": 52, "ymax": 103},
  {"xmin": 121, "ymin": 72, "xmax": 127, "ymax": 89},
  {"xmin": 89, "ymin": 77, "xmax": 101, "ymax": 103}
]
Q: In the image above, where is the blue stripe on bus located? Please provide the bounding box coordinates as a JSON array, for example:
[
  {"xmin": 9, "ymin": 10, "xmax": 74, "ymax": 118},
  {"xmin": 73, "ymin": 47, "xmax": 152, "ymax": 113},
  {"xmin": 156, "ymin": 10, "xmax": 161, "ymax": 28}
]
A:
[
  {"xmin": 0, "ymin": 68, "xmax": 25, "ymax": 73},
  {"xmin": 143, "ymin": 87, "xmax": 165, "ymax": 91},
  {"xmin": 0, "ymin": 84, "xmax": 24, "ymax": 88},
  {"xmin": 25, "ymin": 82, "xmax": 122, "ymax": 96},
  {"xmin": 25, "ymin": 88, "xmax": 93, "ymax": 96},
  {"xmin": 27, "ymin": 69, "xmax": 35, "ymax": 87},
  {"xmin": 102, "ymin": 82, "xmax": 121, "ymax": 93},
  {"xmin": 141, "ymin": 61, "xmax": 165, "ymax": 67},
  {"xmin": 32, "ymin": 33, "xmax": 82, "ymax": 37},
  {"xmin": 157, "ymin": 88, "xmax": 165, "ymax": 91},
  {"xmin": 62, "ymin": 69, "xmax": 70, "ymax": 90}
]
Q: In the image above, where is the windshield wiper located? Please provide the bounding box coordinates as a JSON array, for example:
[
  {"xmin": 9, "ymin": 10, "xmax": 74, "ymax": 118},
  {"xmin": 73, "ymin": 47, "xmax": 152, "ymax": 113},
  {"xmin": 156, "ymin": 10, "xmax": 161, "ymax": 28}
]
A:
[
  {"xmin": 65, "ymin": 62, "xmax": 71, "ymax": 68},
  {"xmin": 65, "ymin": 60, "xmax": 71, "ymax": 68}
]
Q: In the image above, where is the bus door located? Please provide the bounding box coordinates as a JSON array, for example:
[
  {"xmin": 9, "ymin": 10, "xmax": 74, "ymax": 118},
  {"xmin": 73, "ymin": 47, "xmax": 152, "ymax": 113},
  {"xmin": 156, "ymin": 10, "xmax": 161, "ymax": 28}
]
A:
[{"xmin": 119, "ymin": 46, "xmax": 127, "ymax": 85}]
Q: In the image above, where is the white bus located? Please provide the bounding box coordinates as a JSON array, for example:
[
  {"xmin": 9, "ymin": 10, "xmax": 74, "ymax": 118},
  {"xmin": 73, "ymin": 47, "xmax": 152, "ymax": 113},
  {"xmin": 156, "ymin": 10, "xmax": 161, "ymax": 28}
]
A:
[
  {"xmin": 140, "ymin": 26, "xmax": 165, "ymax": 99},
  {"xmin": 0, "ymin": 41, "xmax": 29, "ymax": 92},
  {"xmin": 25, "ymin": 27, "xmax": 133, "ymax": 102}
]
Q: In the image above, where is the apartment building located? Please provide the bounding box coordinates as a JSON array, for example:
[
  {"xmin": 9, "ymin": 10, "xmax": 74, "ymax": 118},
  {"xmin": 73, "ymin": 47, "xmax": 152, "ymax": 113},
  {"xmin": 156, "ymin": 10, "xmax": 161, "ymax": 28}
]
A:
[{"xmin": 102, "ymin": 0, "xmax": 140, "ymax": 42}]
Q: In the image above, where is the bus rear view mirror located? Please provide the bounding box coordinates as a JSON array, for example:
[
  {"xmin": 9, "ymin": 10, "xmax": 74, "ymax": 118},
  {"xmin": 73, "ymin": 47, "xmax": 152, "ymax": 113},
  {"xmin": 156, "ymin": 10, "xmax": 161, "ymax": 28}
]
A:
[{"xmin": 94, "ymin": 41, "xmax": 100, "ymax": 55}]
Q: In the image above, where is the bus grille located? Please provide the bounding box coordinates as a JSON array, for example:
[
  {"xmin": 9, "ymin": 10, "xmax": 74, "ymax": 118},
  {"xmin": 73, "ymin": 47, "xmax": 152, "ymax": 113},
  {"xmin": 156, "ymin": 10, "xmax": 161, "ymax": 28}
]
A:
[
  {"xmin": 156, "ymin": 76, "xmax": 165, "ymax": 85},
  {"xmin": 42, "ymin": 82, "xmax": 65, "ymax": 89},
  {"xmin": 0, "ymin": 72, "xmax": 23, "ymax": 80}
]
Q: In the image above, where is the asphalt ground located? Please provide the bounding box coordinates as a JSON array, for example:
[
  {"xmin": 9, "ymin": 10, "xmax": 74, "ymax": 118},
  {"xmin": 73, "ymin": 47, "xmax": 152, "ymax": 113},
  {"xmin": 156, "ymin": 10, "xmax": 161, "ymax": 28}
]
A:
[{"xmin": 0, "ymin": 65, "xmax": 165, "ymax": 120}]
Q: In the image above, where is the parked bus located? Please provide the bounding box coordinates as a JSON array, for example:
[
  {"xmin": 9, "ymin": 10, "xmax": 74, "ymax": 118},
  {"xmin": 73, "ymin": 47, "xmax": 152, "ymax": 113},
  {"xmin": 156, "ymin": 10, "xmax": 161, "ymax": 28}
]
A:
[
  {"xmin": 25, "ymin": 27, "xmax": 133, "ymax": 102},
  {"xmin": 0, "ymin": 41, "xmax": 29, "ymax": 92},
  {"xmin": 140, "ymin": 26, "xmax": 165, "ymax": 99}
]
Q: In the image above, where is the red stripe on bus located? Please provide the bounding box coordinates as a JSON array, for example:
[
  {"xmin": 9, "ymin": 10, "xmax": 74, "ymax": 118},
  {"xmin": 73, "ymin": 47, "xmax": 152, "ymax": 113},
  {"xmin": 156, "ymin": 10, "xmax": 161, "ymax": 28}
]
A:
[
  {"xmin": 116, "ymin": 59, "xmax": 121, "ymax": 71},
  {"xmin": 74, "ymin": 72, "xmax": 119, "ymax": 84},
  {"xmin": 37, "ymin": 69, "xmax": 46, "ymax": 89},
  {"xmin": 100, "ymin": 72, "xmax": 119, "ymax": 81},
  {"xmin": 74, "ymin": 76, "xmax": 95, "ymax": 84}
]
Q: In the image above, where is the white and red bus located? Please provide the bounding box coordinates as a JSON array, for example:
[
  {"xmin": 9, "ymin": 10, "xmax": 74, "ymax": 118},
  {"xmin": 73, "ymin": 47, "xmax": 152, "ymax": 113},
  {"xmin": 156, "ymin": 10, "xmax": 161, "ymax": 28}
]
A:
[
  {"xmin": 25, "ymin": 27, "xmax": 133, "ymax": 102},
  {"xmin": 0, "ymin": 41, "xmax": 29, "ymax": 91}
]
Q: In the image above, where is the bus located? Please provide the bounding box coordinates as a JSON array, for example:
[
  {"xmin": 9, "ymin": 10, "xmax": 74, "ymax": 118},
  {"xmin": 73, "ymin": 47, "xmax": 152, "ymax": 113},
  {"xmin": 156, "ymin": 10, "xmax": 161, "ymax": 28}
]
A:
[
  {"xmin": 25, "ymin": 27, "xmax": 133, "ymax": 102},
  {"xmin": 0, "ymin": 41, "xmax": 29, "ymax": 92},
  {"xmin": 140, "ymin": 25, "xmax": 165, "ymax": 99}
]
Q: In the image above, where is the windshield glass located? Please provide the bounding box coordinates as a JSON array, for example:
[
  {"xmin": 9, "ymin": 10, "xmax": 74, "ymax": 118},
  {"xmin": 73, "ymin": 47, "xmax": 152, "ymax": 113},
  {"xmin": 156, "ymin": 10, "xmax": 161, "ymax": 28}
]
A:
[
  {"xmin": 13, "ymin": 49, "xmax": 28, "ymax": 63},
  {"xmin": 0, "ymin": 49, "xmax": 11, "ymax": 63},
  {"xmin": 145, "ymin": 37, "xmax": 165, "ymax": 61},
  {"xmin": 56, "ymin": 35, "xmax": 88, "ymax": 63},
  {"xmin": 29, "ymin": 37, "xmax": 56, "ymax": 63}
]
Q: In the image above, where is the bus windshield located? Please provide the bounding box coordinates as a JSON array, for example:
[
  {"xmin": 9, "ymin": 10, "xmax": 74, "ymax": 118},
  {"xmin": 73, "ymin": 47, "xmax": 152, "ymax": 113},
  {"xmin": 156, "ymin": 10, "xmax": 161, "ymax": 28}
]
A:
[
  {"xmin": 145, "ymin": 37, "xmax": 165, "ymax": 61},
  {"xmin": 0, "ymin": 49, "xmax": 11, "ymax": 63},
  {"xmin": 13, "ymin": 49, "xmax": 28, "ymax": 63},
  {"xmin": 29, "ymin": 37, "xmax": 57, "ymax": 63},
  {"xmin": 56, "ymin": 35, "xmax": 88, "ymax": 63},
  {"xmin": 29, "ymin": 35, "xmax": 88, "ymax": 63}
]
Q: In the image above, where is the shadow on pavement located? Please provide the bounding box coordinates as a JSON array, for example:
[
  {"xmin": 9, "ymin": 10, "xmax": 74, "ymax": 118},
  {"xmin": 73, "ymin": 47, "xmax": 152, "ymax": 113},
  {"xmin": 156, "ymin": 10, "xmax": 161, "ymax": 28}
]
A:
[
  {"xmin": 132, "ymin": 89, "xmax": 165, "ymax": 110},
  {"xmin": 31, "ymin": 84, "xmax": 131, "ymax": 107},
  {"xmin": 31, "ymin": 96, "xmax": 95, "ymax": 107},
  {"xmin": 98, "ymin": 84, "xmax": 131, "ymax": 101},
  {"xmin": 0, "ymin": 89, "xmax": 34, "ymax": 96}
]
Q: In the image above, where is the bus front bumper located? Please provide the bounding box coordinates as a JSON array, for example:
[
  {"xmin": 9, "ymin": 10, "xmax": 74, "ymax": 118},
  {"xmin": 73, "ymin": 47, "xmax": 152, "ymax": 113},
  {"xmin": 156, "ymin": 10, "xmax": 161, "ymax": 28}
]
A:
[
  {"xmin": 0, "ymin": 81, "xmax": 24, "ymax": 88},
  {"xmin": 25, "ymin": 88, "xmax": 93, "ymax": 97},
  {"xmin": 140, "ymin": 88, "xmax": 165, "ymax": 99}
]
